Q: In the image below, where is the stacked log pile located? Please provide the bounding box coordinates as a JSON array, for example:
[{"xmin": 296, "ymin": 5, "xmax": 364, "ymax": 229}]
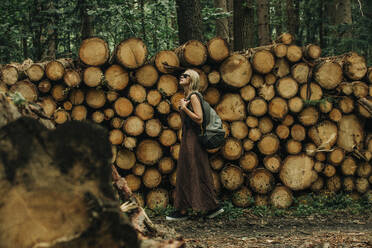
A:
[{"xmin": 1, "ymin": 33, "xmax": 372, "ymax": 209}]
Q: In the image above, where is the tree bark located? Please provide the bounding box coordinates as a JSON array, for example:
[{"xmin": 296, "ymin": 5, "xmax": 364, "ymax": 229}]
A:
[
  {"xmin": 257, "ymin": 0, "xmax": 271, "ymax": 45},
  {"xmin": 175, "ymin": 0, "xmax": 204, "ymax": 44},
  {"xmin": 214, "ymin": 0, "xmax": 229, "ymax": 41},
  {"xmin": 233, "ymin": 0, "xmax": 254, "ymax": 50}
]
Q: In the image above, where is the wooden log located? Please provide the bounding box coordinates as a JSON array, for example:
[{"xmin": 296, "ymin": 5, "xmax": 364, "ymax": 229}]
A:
[
  {"xmin": 337, "ymin": 96, "xmax": 354, "ymax": 114},
  {"xmin": 275, "ymin": 124, "xmax": 290, "ymax": 140},
  {"xmin": 86, "ymin": 89, "xmax": 106, "ymax": 109},
  {"xmin": 156, "ymin": 100, "xmax": 171, "ymax": 115},
  {"xmin": 248, "ymin": 97, "xmax": 268, "ymax": 117},
  {"xmin": 352, "ymin": 81, "xmax": 369, "ymax": 98},
  {"xmin": 167, "ymin": 112, "xmax": 181, "ymax": 130},
  {"xmin": 116, "ymin": 148, "xmax": 136, "ymax": 170},
  {"xmin": 10, "ymin": 80, "xmax": 38, "ymax": 102},
  {"xmin": 308, "ymin": 120, "xmax": 338, "ymax": 150},
  {"xmin": 51, "ymin": 84, "xmax": 67, "ymax": 102},
  {"xmin": 314, "ymin": 61, "xmax": 343, "ymax": 89},
  {"xmin": 157, "ymin": 74, "xmax": 178, "ymax": 96},
  {"xmin": 111, "ymin": 117, "xmax": 124, "ymax": 129},
  {"xmin": 79, "ymin": 37, "xmax": 109, "ymax": 66},
  {"xmin": 170, "ymin": 91, "xmax": 185, "ymax": 111},
  {"xmin": 114, "ymin": 97, "xmax": 133, "ymax": 117},
  {"xmin": 254, "ymin": 194, "xmax": 269, "ymax": 206},
  {"xmin": 343, "ymin": 52, "xmax": 368, "ymax": 80},
  {"xmin": 38, "ymin": 79, "xmax": 51, "ymax": 93},
  {"xmin": 258, "ymin": 133, "xmax": 280, "ymax": 155},
  {"xmin": 210, "ymin": 155, "xmax": 224, "ymax": 170},
  {"xmin": 329, "ymin": 108, "xmax": 342, "ymax": 122},
  {"xmin": 276, "ymin": 33, "xmax": 294, "ymax": 45},
  {"xmin": 249, "ymin": 168, "xmax": 275, "ymax": 194},
  {"xmin": 1, "ymin": 64, "xmax": 24, "ymax": 85},
  {"xmin": 357, "ymin": 162, "xmax": 372, "ymax": 178},
  {"xmin": 251, "ymin": 74, "xmax": 264, "ymax": 88},
  {"xmin": 124, "ymin": 174, "xmax": 141, "ymax": 192},
  {"xmin": 91, "ymin": 111, "xmax": 105, "ymax": 124},
  {"xmin": 341, "ymin": 156, "xmax": 358, "ymax": 176},
  {"xmin": 175, "ymin": 40, "xmax": 207, "ymax": 67},
  {"xmin": 63, "ymin": 100, "xmax": 72, "ymax": 111},
  {"xmin": 246, "ymin": 116, "xmax": 258, "ymax": 128},
  {"xmin": 63, "ymin": 69, "xmax": 82, "ymax": 88},
  {"xmin": 300, "ymin": 83, "xmax": 323, "ymax": 101},
  {"xmin": 232, "ymin": 186, "xmax": 253, "ymax": 207},
  {"xmin": 276, "ymin": 77, "xmax": 298, "ymax": 99},
  {"xmin": 194, "ymin": 68, "xmax": 208, "ymax": 92},
  {"xmin": 258, "ymin": 116, "xmax": 273, "ymax": 134},
  {"xmin": 158, "ymin": 157, "xmax": 175, "ymax": 174},
  {"xmin": 286, "ymin": 139, "xmax": 302, "ymax": 155},
  {"xmin": 53, "ymin": 109, "xmax": 70, "ymax": 124},
  {"xmin": 45, "ymin": 59, "xmax": 73, "ymax": 81},
  {"xmin": 327, "ymin": 147, "xmax": 345, "ymax": 165},
  {"xmin": 291, "ymin": 124, "xmax": 306, "ymax": 141},
  {"xmin": 221, "ymin": 137, "xmax": 243, "ymax": 160},
  {"xmin": 170, "ymin": 143, "xmax": 180, "ymax": 161},
  {"xmin": 337, "ymin": 114, "xmax": 364, "ymax": 152},
  {"xmin": 146, "ymin": 188, "xmax": 169, "ymax": 210},
  {"xmin": 258, "ymin": 84, "xmax": 275, "ymax": 101},
  {"xmin": 298, "ymin": 106, "xmax": 318, "ymax": 126},
  {"xmin": 136, "ymin": 139, "xmax": 163, "ymax": 165},
  {"xmin": 264, "ymin": 73, "xmax": 277, "ymax": 85},
  {"xmin": 104, "ymin": 108, "xmax": 114, "ymax": 119},
  {"xmin": 231, "ymin": 121, "xmax": 248, "ymax": 139},
  {"xmin": 339, "ymin": 82, "xmax": 354, "ymax": 95},
  {"xmin": 71, "ymin": 105, "xmax": 87, "ymax": 121},
  {"xmin": 220, "ymin": 54, "xmax": 252, "ymax": 88},
  {"xmin": 323, "ymin": 164, "xmax": 336, "ymax": 177},
  {"xmin": 239, "ymin": 152, "xmax": 258, "ymax": 172},
  {"xmin": 304, "ymin": 44, "xmax": 321, "ymax": 60},
  {"xmin": 272, "ymin": 43, "xmax": 288, "ymax": 58},
  {"xmin": 104, "ymin": 64, "xmax": 129, "ymax": 91},
  {"xmin": 115, "ymin": 38, "xmax": 147, "ymax": 69},
  {"xmin": 143, "ymin": 168, "xmax": 162, "ymax": 189},
  {"xmin": 326, "ymin": 175, "xmax": 342, "ymax": 192},
  {"xmin": 251, "ymin": 50, "xmax": 275, "ymax": 74},
  {"xmin": 83, "ymin": 66, "xmax": 103, "ymax": 87},
  {"xmin": 280, "ymin": 154, "xmax": 316, "ymax": 190},
  {"xmin": 263, "ymin": 155, "xmax": 281, "ymax": 173},
  {"xmin": 159, "ymin": 129, "xmax": 177, "ymax": 147},
  {"xmin": 315, "ymin": 152, "xmax": 326, "ymax": 162},
  {"xmin": 311, "ymin": 177, "xmax": 324, "ymax": 192},
  {"xmin": 135, "ymin": 103, "xmax": 154, "ymax": 121},
  {"xmin": 220, "ymin": 165, "xmax": 244, "ymax": 191},
  {"xmin": 145, "ymin": 119, "xmax": 162, "ymax": 138},
  {"xmin": 124, "ymin": 116, "xmax": 144, "ymax": 136},
  {"xmin": 342, "ymin": 177, "xmax": 355, "ymax": 192},
  {"xmin": 204, "ymin": 87, "xmax": 221, "ymax": 105},
  {"xmin": 273, "ymin": 58, "xmax": 290, "ymax": 78},
  {"xmin": 123, "ymin": 136, "xmax": 137, "ymax": 150},
  {"xmin": 270, "ymin": 186, "xmax": 293, "ymax": 209},
  {"xmin": 288, "ymin": 96, "xmax": 304, "ymax": 113},
  {"xmin": 281, "ymin": 114, "xmax": 294, "ymax": 126},
  {"xmin": 356, "ymin": 178, "xmax": 370, "ymax": 193},
  {"xmin": 207, "ymin": 70, "xmax": 221, "ymax": 85},
  {"xmin": 248, "ymin": 128, "xmax": 262, "ymax": 142},
  {"xmin": 357, "ymin": 97, "xmax": 372, "ymax": 118},
  {"xmin": 216, "ymin": 93, "xmax": 246, "ymax": 121},
  {"xmin": 286, "ymin": 45, "xmax": 303, "ymax": 63},
  {"xmin": 147, "ymin": 89, "xmax": 162, "ymax": 107},
  {"xmin": 26, "ymin": 63, "xmax": 45, "ymax": 82},
  {"xmin": 69, "ymin": 89, "xmax": 84, "ymax": 105},
  {"xmin": 318, "ymin": 99, "xmax": 333, "ymax": 114},
  {"xmin": 268, "ymin": 97, "xmax": 288, "ymax": 119},
  {"xmin": 128, "ymin": 84, "xmax": 146, "ymax": 103},
  {"xmin": 134, "ymin": 64, "xmax": 158, "ymax": 88},
  {"xmin": 243, "ymin": 139, "xmax": 255, "ymax": 151},
  {"xmin": 153, "ymin": 50, "xmax": 180, "ymax": 74},
  {"xmin": 38, "ymin": 97, "xmax": 56, "ymax": 118},
  {"xmin": 206, "ymin": 37, "xmax": 230, "ymax": 63},
  {"xmin": 109, "ymin": 129, "xmax": 124, "ymax": 145}
]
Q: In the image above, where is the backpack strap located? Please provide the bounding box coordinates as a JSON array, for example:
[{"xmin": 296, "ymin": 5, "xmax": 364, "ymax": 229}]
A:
[{"xmin": 187, "ymin": 92, "xmax": 208, "ymax": 133}]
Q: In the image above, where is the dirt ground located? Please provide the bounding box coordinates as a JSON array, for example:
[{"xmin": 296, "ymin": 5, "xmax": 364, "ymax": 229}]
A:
[{"xmin": 153, "ymin": 211, "xmax": 372, "ymax": 248}]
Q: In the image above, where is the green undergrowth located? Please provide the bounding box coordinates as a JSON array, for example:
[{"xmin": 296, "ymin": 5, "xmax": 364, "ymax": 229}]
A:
[{"xmin": 145, "ymin": 192, "xmax": 372, "ymax": 220}]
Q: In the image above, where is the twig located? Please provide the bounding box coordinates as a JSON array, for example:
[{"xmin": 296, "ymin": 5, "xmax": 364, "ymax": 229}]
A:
[{"xmin": 357, "ymin": 0, "xmax": 364, "ymax": 16}]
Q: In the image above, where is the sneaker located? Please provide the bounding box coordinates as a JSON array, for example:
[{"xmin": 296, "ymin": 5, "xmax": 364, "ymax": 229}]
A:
[
  {"xmin": 205, "ymin": 206, "xmax": 224, "ymax": 219},
  {"xmin": 166, "ymin": 211, "xmax": 188, "ymax": 221}
]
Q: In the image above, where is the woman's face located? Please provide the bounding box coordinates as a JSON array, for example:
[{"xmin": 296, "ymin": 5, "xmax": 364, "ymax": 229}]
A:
[{"xmin": 179, "ymin": 72, "xmax": 191, "ymax": 87}]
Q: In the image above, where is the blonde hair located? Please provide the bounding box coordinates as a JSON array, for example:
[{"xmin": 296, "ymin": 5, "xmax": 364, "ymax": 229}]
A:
[{"xmin": 184, "ymin": 69, "xmax": 200, "ymax": 97}]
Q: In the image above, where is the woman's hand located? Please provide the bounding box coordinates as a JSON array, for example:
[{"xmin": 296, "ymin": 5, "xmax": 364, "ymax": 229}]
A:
[{"xmin": 178, "ymin": 98, "xmax": 190, "ymax": 110}]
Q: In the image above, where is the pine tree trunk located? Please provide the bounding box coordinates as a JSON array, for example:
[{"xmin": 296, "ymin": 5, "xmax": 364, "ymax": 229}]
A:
[{"xmin": 257, "ymin": 0, "xmax": 271, "ymax": 45}]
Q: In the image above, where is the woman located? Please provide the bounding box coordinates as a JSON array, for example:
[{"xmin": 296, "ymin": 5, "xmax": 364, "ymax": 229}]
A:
[{"xmin": 166, "ymin": 69, "xmax": 224, "ymax": 221}]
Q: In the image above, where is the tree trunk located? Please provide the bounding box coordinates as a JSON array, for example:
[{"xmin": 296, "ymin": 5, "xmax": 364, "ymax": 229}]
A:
[
  {"xmin": 78, "ymin": 0, "xmax": 94, "ymax": 40},
  {"xmin": 286, "ymin": 0, "xmax": 299, "ymax": 39},
  {"xmin": 334, "ymin": 0, "xmax": 352, "ymax": 50},
  {"xmin": 214, "ymin": 0, "xmax": 229, "ymax": 41},
  {"xmin": 257, "ymin": 0, "xmax": 271, "ymax": 45},
  {"xmin": 233, "ymin": 0, "xmax": 254, "ymax": 50},
  {"xmin": 175, "ymin": 0, "xmax": 204, "ymax": 44}
]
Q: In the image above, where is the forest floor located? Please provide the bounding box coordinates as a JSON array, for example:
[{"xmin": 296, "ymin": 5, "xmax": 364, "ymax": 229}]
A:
[{"xmin": 150, "ymin": 197, "xmax": 372, "ymax": 248}]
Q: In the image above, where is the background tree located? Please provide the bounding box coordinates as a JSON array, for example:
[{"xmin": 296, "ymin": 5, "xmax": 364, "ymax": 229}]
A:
[
  {"xmin": 233, "ymin": 0, "xmax": 255, "ymax": 51},
  {"xmin": 257, "ymin": 0, "xmax": 271, "ymax": 45}
]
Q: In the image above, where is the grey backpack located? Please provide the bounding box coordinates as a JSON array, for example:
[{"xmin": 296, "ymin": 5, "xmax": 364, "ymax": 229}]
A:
[{"xmin": 189, "ymin": 92, "xmax": 225, "ymax": 149}]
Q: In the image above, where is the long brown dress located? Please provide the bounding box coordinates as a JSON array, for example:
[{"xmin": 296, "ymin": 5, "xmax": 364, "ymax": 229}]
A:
[{"xmin": 174, "ymin": 100, "xmax": 219, "ymax": 212}]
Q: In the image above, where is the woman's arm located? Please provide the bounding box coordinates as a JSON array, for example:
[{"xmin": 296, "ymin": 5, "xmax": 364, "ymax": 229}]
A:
[{"xmin": 179, "ymin": 94, "xmax": 203, "ymax": 125}]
